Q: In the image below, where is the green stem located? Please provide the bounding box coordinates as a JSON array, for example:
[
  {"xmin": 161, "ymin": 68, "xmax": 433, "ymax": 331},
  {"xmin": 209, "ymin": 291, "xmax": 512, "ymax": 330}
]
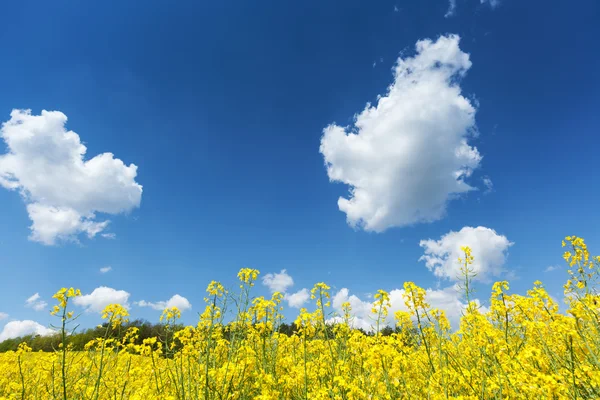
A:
[{"xmin": 61, "ymin": 306, "xmax": 68, "ymax": 400}]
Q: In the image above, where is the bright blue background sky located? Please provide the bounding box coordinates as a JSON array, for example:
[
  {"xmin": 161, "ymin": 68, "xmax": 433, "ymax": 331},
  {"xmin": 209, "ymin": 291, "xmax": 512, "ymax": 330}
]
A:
[{"xmin": 0, "ymin": 0, "xmax": 598, "ymax": 329}]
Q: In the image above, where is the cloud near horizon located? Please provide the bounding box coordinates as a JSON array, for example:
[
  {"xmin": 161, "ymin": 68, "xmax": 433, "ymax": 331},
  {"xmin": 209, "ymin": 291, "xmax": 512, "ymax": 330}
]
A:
[
  {"xmin": 419, "ymin": 226, "xmax": 513, "ymax": 282},
  {"xmin": 135, "ymin": 294, "xmax": 192, "ymax": 312},
  {"xmin": 329, "ymin": 285, "xmax": 485, "ymax": 331},
  {"xmin": 0, "ymin": 320, "xmax": 54, "ymax": 342},
  {"xmin": 73, "ymin": 287, "xmax": 131, "ymax": 313},
  {"xmin": 261, "ymin": 269, "xmax": 310, "ymax": 309}
]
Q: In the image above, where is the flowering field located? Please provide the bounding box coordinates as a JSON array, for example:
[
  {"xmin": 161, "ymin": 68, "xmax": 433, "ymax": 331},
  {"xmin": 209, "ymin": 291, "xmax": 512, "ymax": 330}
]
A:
[{"xmin": 1, "ymin": 236, "xmax": 599, "ymax": 399}]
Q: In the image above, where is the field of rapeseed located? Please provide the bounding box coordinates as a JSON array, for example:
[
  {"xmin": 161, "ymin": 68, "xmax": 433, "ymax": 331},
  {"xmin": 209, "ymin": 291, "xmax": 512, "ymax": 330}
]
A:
[{"xmin": 1, "ymin": 236, "xmax": 599, "ymax": 399}]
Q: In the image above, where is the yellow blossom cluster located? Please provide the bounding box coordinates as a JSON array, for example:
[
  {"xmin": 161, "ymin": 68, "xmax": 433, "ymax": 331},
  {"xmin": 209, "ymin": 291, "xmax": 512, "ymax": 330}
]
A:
[{"xmin": 1, "ymin": 237, "xmax": 600, "ymax": 399}]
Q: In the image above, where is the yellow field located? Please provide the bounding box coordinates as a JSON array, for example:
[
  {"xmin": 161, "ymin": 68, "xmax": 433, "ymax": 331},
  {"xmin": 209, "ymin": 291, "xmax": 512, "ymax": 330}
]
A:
[{"xmin": 1, "ymin": 236, "xmax": 599, "ymax": 399}]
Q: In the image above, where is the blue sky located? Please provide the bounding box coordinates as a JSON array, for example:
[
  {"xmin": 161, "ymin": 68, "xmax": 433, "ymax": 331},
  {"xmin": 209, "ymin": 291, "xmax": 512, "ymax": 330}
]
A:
[{"xmin": 0, "ymin": 0, "xmax": 599, "ymax": 336}]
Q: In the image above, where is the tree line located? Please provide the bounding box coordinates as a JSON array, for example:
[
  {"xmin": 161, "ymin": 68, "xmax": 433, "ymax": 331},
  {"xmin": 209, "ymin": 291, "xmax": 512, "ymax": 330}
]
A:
[{"xmin": 0, "ymin": 319, "xmax": 407, "ymax": 353}]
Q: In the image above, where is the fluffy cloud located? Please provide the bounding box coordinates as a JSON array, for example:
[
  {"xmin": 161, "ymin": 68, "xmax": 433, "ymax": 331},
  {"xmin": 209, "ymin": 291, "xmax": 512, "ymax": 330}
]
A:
[
  {"xmin": 320, "ymin": 35, "xmax": 482, "ymax": 232},
  {"xmin": 419, "ymin": 226, "xmax": 513, "ymax": 282},
  {"xmin": 73, "ymin": 287, "xmax": 131, "ymax": 313},
  {"xmin": 285, "ymin": 289, "xmax": 310, "ymax": 309},
  {"xmin": 0, "ymin": 313, "xmax": 7, "ymax": 320},
  {"xmin": 332, "ymin": 288, "xmax": 372, "ymax": 315},
  {"xmin": 262, "ymin": 269, "xmax": 309, "ymax": 308},
  {"xmin": 262, "ymin": 270, "xmax": 294, "ymax": 293},
  {"xmin": 0, "ymin": 320, "xmax": 54, "ymax": 342},
  {"xmin": 135, "ymin": 295, "xmax": 192, "ymax": 312},
  {"xmin": 99, "ymin": 266, "xmax": 112, "ymax": 274},
  {"xmin": 0, "ymin": 109, "xmax": 142, "ymax": 245},
  {"xmin": 331, "ymin": 285, "xmax": 482, "ymax": 331},
  {"xmin": 25, "ymin": 293, "xmax": 48, "ymax": 312}
]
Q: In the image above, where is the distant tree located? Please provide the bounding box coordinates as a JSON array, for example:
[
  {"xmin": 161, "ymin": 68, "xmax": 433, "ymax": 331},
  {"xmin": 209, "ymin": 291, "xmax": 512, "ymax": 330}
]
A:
[{"xmin": 0, "ymin": 319, "xmax": 407, "ymax": 353}]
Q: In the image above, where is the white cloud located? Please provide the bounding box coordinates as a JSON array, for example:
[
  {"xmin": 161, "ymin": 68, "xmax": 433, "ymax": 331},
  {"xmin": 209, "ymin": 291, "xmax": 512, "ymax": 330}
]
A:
[
  {"xmin": 331, "ymin": 285, "xmax": 482, "ymax": 331},
  {"xmin": 0, "ymin": 320, "xmax": 54, "ymax": 342},
  {"xmin": 482, "ymin": 177, "xmax": 493, "ymax": 194},
  {"xmin": 320, "ymin": 35, "xmax": 482, "ymax": 233},
  {"xmin": 25, "ymin": 293, "xmax": 40, "ymax": 304},
  {"xmin": 333, "ymin": 288, "xmax": 370, "ymax": 313},
  {"xmin": 545, "ymin": 265, "xmax": 560, "ymax": 273},
  {"xmin": 328, "ymin": 314, "xmax": 374, "ymax": 332},
  {"xmin": 0, "ymin": 313, "xmax": 7, "ymax": 320},
  {"xmin": 99, "ymin": 266, "xmax": 112, "ymax": 274},
  {"xmin": 73, "ymin": 287, "xmax": 131, "ymax": 313},
  {"xmin": 262, "ymin": 270, "xmax": 294, "ymax": 293},
  {"xmin": 135, "ymin": 294, "xmax": 192, "ymax": 312},
  {"xmin": 285, "ymin": 289, "xmax": 310, "ymax": 308},
  {"xmin": 262, "ymin": 270, "xmax": 309, "ymax": 308},
  {"xmin": 419, "ymin": 226, "xmax": 513, "ymax": 282},
  {"xmin": 445, "ymin": 0, "xmax": 457, "ymax": 17},
  {"xmin": 0, "ymin": 109, "xmax": 143, "ymax": 245},
  {"xmin": 25, "ymin": 293, "xmax": 48, "ymax": 312}
]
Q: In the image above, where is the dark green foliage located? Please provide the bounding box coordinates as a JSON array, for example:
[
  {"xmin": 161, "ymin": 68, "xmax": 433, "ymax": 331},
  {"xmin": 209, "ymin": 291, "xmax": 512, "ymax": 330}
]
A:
[
  {"xmin": 0, "ymin": 319, "xmax": 184, "ymax": 352},
  {"xmin": 0, "ymin": 319, "xmax": 408, "ymax": 352}
]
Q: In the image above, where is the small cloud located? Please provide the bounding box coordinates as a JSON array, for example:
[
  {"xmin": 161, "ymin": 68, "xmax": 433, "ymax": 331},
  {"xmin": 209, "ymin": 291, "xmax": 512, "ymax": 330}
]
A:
[
  {"xmin": 419, "ymin": 226, "xmax": 513, "ymax": 283},
  {"xmin": 99, "ymin": 266, "xmax": 112, "ymax": 274},
  {"xmin": 25, "ymin": 293, "xmax": 48, "ymax": 312},
  {"xmin": 74, "ymin": 287, "xmax": 131, "ymax": 313},
  {"xmin": 545, "ymin": 265, "xmax": 560, "ymax": 273},
  {"xmin": 31, "ymin": 302, "xmax": 47, "ymax": 312},
  {"xmin": 262, "ymin": 269, "xmax": 309, "ymax": 308},
  {"xmin": 285, "ymin": 289, "xmax": 310, "ymax": 308},
  {"xmin": 262, "ymin": 270, "xmax": 294, "ymax": 293},
  {"xmin": 482, "ymin": 177, "xmax": 493, "ymax": 194},
  {"xmin": 0, "ymin": 312, "xmax": 8, "ymax": 320},
  {"xmin": 135, "ymin": 294, "xmax": 192, "ymax": 312},
  {"xmin": 101, "ymin": 233, "xmax": 116, "ymax": 240},
  {"xmin": 25, "ymin": 293, "xmax": 40, "ymax": 304},
  {"xmin": 445, "ymin": 0, "xmax": 457, "ymax": 17},
  {"xmin": 0, "ymin": 320, "xmax": 54, "ymax": 341},
  {"xmin": 393, "ymin": 5, "xmax": 399, "ymax": 12}
]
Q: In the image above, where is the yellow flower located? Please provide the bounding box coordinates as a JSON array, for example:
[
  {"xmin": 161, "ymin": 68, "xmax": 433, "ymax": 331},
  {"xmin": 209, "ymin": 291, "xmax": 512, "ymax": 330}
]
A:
[
  {"xmin": 7, "ymin": 235, "xmax": 600, "ymax": 400},
  {"xmin": 238, "ymin": 268, "xmax": 260, "ymax": 285},
  {"xmin": 101, "ymin": 303, "xmax": 129, "ymax": 329}
]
